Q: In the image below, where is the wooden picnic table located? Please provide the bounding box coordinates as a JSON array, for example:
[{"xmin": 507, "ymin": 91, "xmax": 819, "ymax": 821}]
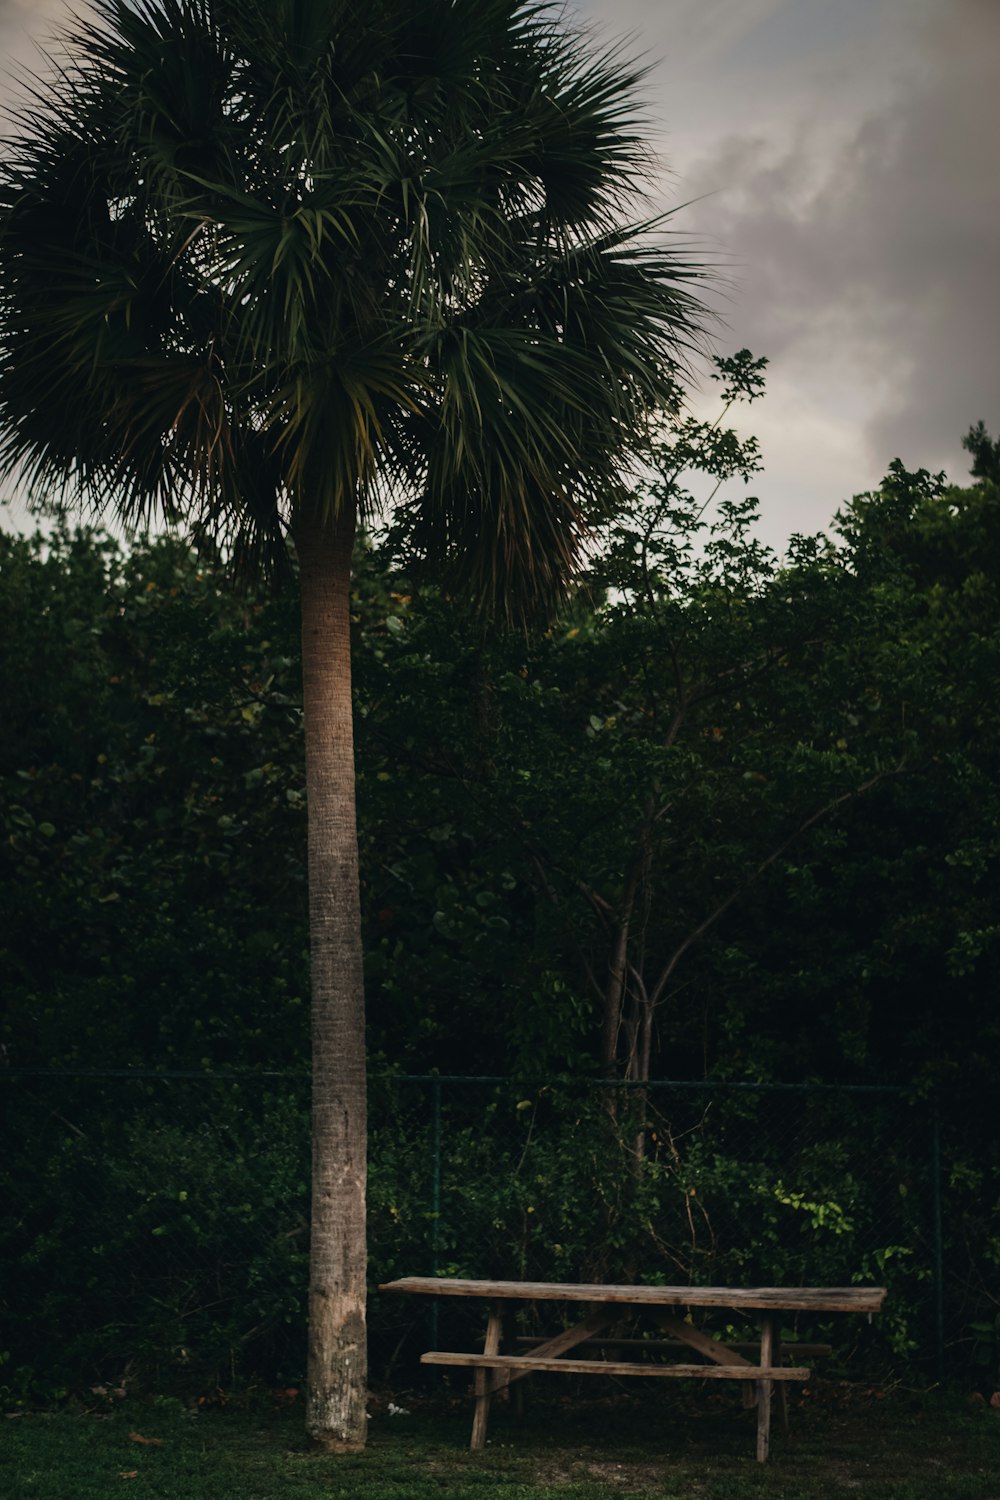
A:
[{"xmin": 378, "ymin": 1276, "xmax": 887, "ymax": 1463}]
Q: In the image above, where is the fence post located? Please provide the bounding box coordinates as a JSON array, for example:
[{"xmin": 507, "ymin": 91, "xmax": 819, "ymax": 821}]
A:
[
  {"xmin": 428, "ymin": 1076, "xmax": 442, "ymax": 1355},
  {"xmin": 931, "ymin": 1099, "xmax": 944, "ymax": 1381}
]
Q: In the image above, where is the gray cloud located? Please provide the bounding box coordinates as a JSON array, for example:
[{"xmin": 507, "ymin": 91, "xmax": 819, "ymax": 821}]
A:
[
  {"xmin": 0, "ymin": 1, "xmax": 100, "ymax": 134},
  {"xmin": 679, "ymin": 0, "xmax": 1000, "ymax": 482}
]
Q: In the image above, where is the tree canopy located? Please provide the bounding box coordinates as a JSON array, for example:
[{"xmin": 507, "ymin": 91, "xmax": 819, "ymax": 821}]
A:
[
  {"xmin": 4, "ymin": 406, "xmax": 1000, "ymax": 1399},
  {"xmin": 0, "ymin": 0, "xmax": 707, "ymax": 613},
  {"xmin": 6, "ymin": 404, "xmax": 1000, "ymax": 1092},
  {"xmin": 0, "ymin": 0, "xmax": 711, "ymax": 1449}
]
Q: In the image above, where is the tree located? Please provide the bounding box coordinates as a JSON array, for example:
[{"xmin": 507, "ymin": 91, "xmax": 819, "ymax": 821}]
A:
[
  {"xmin": 352, "ymin": 390, "xmax": 1000, "ymax": 1101},
  {"xmin": 359, "ymin": 352, "xmax": 915, "ymax": 1099},
  {"xmin": 0, "ymin": 521, "xmax": 309, "ymax": 1076},
  {"xmin": 0, "ymin": 0, "xmax": 706, "ymax": 1447},
  {"xmin": 962, "ymin": 421, "xmax": 1000, "ymax": 486},
  {"xmin": 5, "ymin": 469, "xmax": 1000, "ymax": 1393}
]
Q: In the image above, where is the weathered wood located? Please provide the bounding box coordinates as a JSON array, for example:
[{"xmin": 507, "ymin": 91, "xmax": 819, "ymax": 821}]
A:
[
  {"xmin": 501, "ymin": 1310, "xmax": 617, "ymax": 1388},
  {"xmin": 776, "ymin": 1328, "xmax": 790, "ymax": 1436},
  {"xmin": 382, "ymin": 1275, "xmax": 875, "ymax": 1464},
  {"xmin": 515, "ymin": 1337, "xmax": 832, "ymax": 1356},
  {"xmin": 470, "ymin": 1305, "xmax": 502, "ymax": 1450},
  {"xmin": 421, "ymin": 1352, "xmax": 810, "ymax": 1380},
  {"xmin": 651, "ymin": 1314, "xmax": 755, "ymax": 1367},
  {"xmin": 380, "ymin": 1277, "xmax": 886, "ymax": 1314},
  {"xmin": 756, "ymin": 1315, "xmax": 775, "ymax": 1463}
]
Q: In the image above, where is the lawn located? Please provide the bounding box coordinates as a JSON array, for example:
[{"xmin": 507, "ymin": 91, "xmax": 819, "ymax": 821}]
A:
[{"xmin": 3, "ymin": 1382, "xmax": 998, "ymax": 1499}]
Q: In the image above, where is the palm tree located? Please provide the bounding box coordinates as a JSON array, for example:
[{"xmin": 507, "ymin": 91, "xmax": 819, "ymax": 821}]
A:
[{"xmin": 0, "ymin": 0, "xmax": 707, "ymax": 1450}]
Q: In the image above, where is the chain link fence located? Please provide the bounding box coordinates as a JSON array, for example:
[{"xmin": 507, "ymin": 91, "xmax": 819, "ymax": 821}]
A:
[{"xmin": 2, "ymin": 1072, "xmax": 995, "ymax": 1400}]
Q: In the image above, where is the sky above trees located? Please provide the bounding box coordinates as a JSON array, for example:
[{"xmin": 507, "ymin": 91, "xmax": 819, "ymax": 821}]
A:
[
  {"xmin": 569, "ymin": 0, "xmax": 1000, "ymax": 542},
  {"xmin": 2, "ymin": 0, "xmax": 998, "ymax": 546}
]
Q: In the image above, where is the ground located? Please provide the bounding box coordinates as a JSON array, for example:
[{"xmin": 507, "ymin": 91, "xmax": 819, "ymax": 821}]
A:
[{"xmin": 3, "ymin": 1379, "xmax": 999, "ymax": 1499}]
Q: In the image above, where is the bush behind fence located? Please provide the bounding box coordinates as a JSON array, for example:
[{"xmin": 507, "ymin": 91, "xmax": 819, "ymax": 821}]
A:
[{"xmin": 2, "ymin": 1073, "xmax": 994, "ymax": 1400}]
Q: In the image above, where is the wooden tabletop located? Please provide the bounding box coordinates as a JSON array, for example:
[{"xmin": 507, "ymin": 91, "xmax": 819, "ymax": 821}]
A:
[{"xmin": 378, "ymin": 1277, "xmax": 887, "ymax": 1314}]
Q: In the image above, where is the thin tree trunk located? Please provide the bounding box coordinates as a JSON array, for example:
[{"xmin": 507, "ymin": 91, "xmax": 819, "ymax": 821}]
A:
[
  {"xmin": 601, "ymin": 909, "xmax": 631, "ymax": 1077},
  {"xmin": 296, "ymin": 504, "xmax": 368, "ymax": 1453}
]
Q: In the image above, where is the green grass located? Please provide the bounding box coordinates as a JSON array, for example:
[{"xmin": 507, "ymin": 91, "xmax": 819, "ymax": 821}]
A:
[{"xmin": 3, "ymin": 1383, "xmax": 998, "ymax": 1500}]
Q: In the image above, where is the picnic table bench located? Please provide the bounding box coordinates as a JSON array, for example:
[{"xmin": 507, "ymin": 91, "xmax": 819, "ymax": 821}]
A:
[{"xmin": 379, "ymin": 1276, "xmax": 887, "ymax": 1462}]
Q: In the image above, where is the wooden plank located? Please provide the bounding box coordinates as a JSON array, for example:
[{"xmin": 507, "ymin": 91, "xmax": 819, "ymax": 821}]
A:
[
  {"xmin": 470, "ymin": 1305, "xmax": 502, "ymax": 1450},
  {"xmin": 757, "ymin": 1315, "xmax": 775, "ymax": 1463},
  {"xmin": 379, "ymin": 1277, "xmax": 886, "ymax": 1313},
  {"xmin": 516, "ymin": 1337, "xmax": 832, "ymax": 1357},
  {"xmin": 501, "ymin": 1310, "xmax": 617, "ymax": 1388},
  {"xmin": 776, "ymin": 1329, "xmax": 790, "ymax": 1436},
  {"xmin": 652, "ymin": 1314, "xmax": 755, "ymax": 1368},
  {"xmin": 421, "ymin": 1353, "xmax": 810, "ymax": 1381}
]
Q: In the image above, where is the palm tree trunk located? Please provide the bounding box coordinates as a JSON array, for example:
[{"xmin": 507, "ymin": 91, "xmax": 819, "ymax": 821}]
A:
[{"xmin": 295, "ymin": 504, "xmax": 368, "ymax": 1452}]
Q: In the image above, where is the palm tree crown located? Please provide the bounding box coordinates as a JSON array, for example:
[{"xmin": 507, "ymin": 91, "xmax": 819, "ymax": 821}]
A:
[{"xmin": 0, "ymin": 0, "xmax": 705, "ymax": 612}]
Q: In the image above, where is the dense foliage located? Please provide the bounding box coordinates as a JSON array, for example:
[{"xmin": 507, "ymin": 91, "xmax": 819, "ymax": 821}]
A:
[
  {"xmin": 3, "ymin": 392, "xmax": 1000, "ymax": 1398},
  {"xmin": 6, "ymin": 393, "xmax": 1000, "ymax": 1092}
]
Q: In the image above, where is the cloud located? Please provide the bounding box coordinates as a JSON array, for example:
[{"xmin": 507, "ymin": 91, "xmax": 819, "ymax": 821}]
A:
[
  {"xmin": 0, "ymin": 0, "xmax": 98, "ymax": 130},
  {"xmin": 680, "ymin": 0, "xmax": 1000, "ymax": 486},
  {"xmin": 585, "ymin": 0, "xmax": 789, "ymax": 69}
]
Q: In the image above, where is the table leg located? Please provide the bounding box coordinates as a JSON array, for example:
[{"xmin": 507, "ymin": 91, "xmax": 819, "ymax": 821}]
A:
[
  {"xmin": 470, "ymin": 1303, "xmax": 503, "ymax": 1450},
  {"xmin": 756, "ymin": 1314, "xmax": 774, "ymax": 1463},
  {"xmin": 774, "ymin": 1327, "xmax": 789, "ymax": 1435}
]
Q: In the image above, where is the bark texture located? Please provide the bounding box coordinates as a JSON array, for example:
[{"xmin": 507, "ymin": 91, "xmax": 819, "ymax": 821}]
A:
[{"xmin": 296, "ymin": 506, "xmax": 368, "ymax": 1452}]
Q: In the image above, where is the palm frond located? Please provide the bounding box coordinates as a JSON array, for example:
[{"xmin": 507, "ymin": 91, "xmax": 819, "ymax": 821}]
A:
[{"xmin": 0, "ymin": 0, "xmax": 711, "ymax": 605}]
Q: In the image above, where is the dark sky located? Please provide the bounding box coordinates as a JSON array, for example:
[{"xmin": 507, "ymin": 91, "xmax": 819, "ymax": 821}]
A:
[
  {"xmin": 2, "ymin": 0, "xmax": 999, "ymax": 544},
  {"xmin": 570, "ymin": 0, "xmax": 1000, "ymax": 541}
]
